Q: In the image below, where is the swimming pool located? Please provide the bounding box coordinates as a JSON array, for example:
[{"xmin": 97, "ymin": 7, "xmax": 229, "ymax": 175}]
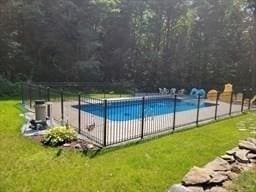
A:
[{"xmin": 75, "ymin": 97, "xmax": 216, "ymax": 121}]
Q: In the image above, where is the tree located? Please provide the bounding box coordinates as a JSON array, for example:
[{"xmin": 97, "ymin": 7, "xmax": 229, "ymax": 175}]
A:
[{"xmin": 0, "ymin": 0, "xmax": 255, "ymax": 91}]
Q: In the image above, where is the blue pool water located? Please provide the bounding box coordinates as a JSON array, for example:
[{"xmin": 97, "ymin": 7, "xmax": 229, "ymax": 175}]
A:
[{"xmin": 75, "ymin": 98, "xmax": 215, "ymax": 121}]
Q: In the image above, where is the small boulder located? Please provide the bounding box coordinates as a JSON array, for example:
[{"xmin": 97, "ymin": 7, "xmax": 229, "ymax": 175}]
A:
[
  {"xmin": 231, "ymin": 163, "xmax": 243, "ymax": 174},
  {"xmin": 182, "ymin": 167, "xmax": 211, "ymax": 186},
  {"xmin": 187, "ymin": 186, "xmax": 204, "ymax": 192},
  {"xmin": 206, "ymin": 187, "xmax": 227, "ymax": 192},
  {"xmin": 168, "ymin": 184, "xmax": 189, "ymax": 192},
  {"xmin": 239, "ymin": 140, "xmax": 256, "ymax": 153},
  {"xmin": 226, "ymin": 147, "xmax": 239, "ymax": 156},
  {"xmin": 251, "ymin": 160, "xmax": 256, "ymax": 164},
  {"xmin": 247, "ymin": 153, "xmax": 256, "ymax": 159},
  {"xmin": 221, "ymin": 155, "xmax": 235, "ymax": 163},
  {"xmin": 234, "ymin": 149, "xmax": 250, "ymax": 163},
  {"xmin": 74, "ymin": 143, "xmax": 82, "ymax": 149},
  {"xmin": 209, "ymin": 172, "xmax": 228, "ymax": 184},
  {"xmin": 63, "ymin": 143, "xmax": 71, "ymax": 147},
  {"xmin": 204, "ymin": 157, "xmax": 231, "ymax": 171},
  {"xmin": 86, "ymin": 143, "xmax": 94, "ymax": 149}
]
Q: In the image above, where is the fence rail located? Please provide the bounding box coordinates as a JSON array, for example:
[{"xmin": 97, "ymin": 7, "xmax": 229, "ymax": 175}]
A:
[{"xmin": 22, "ymin": 83, "xmax": 256, "ymax": 147}]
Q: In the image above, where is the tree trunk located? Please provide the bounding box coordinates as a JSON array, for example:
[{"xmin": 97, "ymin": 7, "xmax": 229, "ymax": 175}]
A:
[{"xmin": 252, "ymin": 13, "xmax": 256, "ymax": 88}]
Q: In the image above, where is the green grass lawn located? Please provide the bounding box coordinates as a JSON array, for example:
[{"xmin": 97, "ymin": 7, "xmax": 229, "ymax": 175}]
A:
[
  {"xmin": 0, "ymin": 100, "xmax": 254, "ymax": 192},
  {"xmin": 230, "ymin": 170, "xmax": 256, "ymax": 192}
]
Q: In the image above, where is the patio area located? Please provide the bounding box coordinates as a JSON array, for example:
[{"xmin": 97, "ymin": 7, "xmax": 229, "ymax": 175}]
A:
[{"xmin": 49, "ymin": 96, "xmax": 245, "ymax": 146}]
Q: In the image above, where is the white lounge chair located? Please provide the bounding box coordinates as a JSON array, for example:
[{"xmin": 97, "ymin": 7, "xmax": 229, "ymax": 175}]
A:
[
  {"xmin": 159, "ymin": 88, "xmax": 164, "ymax": 95},
  {"xmin": 163, "ymin": 88, "xmax": 169, "ymax": 95},
  {"xmin": 170, "ymin": 88, "xmax": 176, "ymax": 96},
  {"xmin": 177, "ymin": 89, "xmax": 186, "ymax": 96}
]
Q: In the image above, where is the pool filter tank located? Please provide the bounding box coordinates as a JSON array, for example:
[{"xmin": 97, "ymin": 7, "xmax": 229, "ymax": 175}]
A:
[{"xmin": 34, "ymin": 100, "xmax": 47, "ymax": 121}]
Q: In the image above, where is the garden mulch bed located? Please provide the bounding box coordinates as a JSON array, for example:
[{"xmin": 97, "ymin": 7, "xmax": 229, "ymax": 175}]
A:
[{"xmin": 30, "ymin": 134, "xmax": 101, "ymax": 157}]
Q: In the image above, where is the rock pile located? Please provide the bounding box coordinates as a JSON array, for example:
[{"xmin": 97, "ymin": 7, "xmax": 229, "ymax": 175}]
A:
[
  {"xmin": 62, "ymin": 140, "xmax": 100, "ymax": 157},
  {"xmin": 168, "ymin": 138, "xmax": 256, "ymax": 192}
]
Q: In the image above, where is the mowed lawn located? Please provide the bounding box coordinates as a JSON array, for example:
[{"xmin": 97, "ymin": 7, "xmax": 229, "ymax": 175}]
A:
[
  {"xmin": 231, "ymin": 170, "xmax": 256, "ymax": 192},
  {"xmin": 0, "ymin": 100, "xmax": 253, "ymax": 192}
]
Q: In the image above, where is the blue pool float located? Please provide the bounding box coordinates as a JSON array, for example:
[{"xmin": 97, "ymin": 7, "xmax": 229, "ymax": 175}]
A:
[
  {"xmin": 197, "ymin": 89, "xmax": 206, "ymax": 98},
  {"xmin": 190, "ymin": 88, "xmax": 198, "ymax": 97},
  {"xmin": 190, "ymin": 88, "xmax": 206, "ymax": 98}
]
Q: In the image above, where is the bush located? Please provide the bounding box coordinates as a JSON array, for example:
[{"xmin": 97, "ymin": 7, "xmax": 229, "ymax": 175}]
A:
[
  {"xmin": 0, "ymin": 76, "xmax": 21, "ymax": 97},
  {"xmin": 43, "ymin": 126, "xmax": 77, "ymax": 146}
]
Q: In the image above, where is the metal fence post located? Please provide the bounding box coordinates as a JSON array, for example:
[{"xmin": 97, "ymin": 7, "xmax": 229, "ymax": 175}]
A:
[
  {"xmin": 214, "ymin": 92, "xmax": 219, "ymax": 120},
  {"xmin": 103, "ymin": 84, "xmax": 106, "ymax": 99},
  {"xmin": 61, "ymin": 89, "xmax": 64, "ymax": 121},
  {"xmin": 29, "ymin": 85, "xmax": 32, "ymax": 108},
  {"xmin": 241, "ymin": 91, "xmax": 245, "ymax": 112},
  {"xmin": 173, "ymin": 94, "xmax": 177, "ymax": 131},
  {"xmin": 78, "ymin": 94, "xmax": 81, "ymax": 134},
  {"xmin": 248, "ymin": 88, "xmax": 252, "ymax": 110},
  {"xmin": 47, "ymin": 87, "xmax": 51, "ymax": 117},
  {"xmin": 21, "ymin": 82, "xmax": 24, "ymax": 105},
  {"xmin": 141, "ymin": 97, "xmax": 145, "ymax": 139},
  {"xmin": 196, "ymin": 95, "xmax": 200, "ymax": 127},
  {"xmin": 103, "ymin": 99, "xmax": 107, "ymax": 146},
  {"xmin": 229, "ymin": 91, "xmax": 233, "ymax": 116}
]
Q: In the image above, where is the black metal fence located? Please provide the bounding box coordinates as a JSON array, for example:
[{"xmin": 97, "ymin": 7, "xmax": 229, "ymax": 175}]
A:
[{"xmin": 22, "ymin": 83, "xmax": 256, "ymax": 147}]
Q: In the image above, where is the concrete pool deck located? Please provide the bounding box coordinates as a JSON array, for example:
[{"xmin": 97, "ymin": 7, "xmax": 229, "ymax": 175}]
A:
[{"xmin": 48, "ymin": 97, "xmax": 247, "ymax": 146}]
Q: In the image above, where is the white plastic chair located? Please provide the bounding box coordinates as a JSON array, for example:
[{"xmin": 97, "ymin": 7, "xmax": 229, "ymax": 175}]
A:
[
  {"xmin": 163, "ymin": 88, "xmax": 169, "ymax": 95},
  {"xmin": 170, "ymin": 88, "xmax": 176, "ymax": 96},
  {"xmin": 159, "ymin": 88, "xmax": 163, "ymax": 95},
  {"xmin": 177, "ymin": 89, "xmax": 185, "ymax": 96}
]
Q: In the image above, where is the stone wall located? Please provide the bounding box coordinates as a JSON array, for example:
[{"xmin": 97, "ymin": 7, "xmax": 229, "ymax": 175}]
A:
[{"xmin": 168, "ymin": 138, "xmax": 256, "ymax": 192}]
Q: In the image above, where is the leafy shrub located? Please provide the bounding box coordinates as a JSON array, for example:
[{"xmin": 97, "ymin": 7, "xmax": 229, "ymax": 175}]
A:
[
  {"xmin": 0, "ymin": 75, "xmax": 21, "ymax": 97},
  {"xmin": 43, "ymin": 126, "xmax": 77, "ymax": 146}
]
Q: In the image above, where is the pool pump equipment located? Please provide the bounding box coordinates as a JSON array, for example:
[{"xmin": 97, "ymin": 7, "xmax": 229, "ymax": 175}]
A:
[
  {"xmin": 29, "ymin": 119, "xmax": 47, "ymax": 130},
  {"xmin": 29, "ymin": 100, "xmax": 48, "ymax": 130},
  {"xmin": 35, "ymin": 100, "xmax": 47, "ymax": 121}
]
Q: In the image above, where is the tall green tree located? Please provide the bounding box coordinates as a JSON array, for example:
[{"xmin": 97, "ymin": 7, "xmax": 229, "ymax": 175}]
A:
[{"xmin": 0, "ymin": 0, "xmax": 255, "ymax": 91}]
